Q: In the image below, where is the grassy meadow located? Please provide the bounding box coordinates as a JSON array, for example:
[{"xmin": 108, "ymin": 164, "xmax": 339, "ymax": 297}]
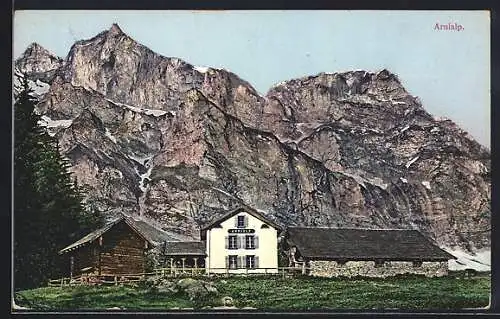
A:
[{"xmin": 14, "ymin": 274, "xmax": 490, "ymax": 311}]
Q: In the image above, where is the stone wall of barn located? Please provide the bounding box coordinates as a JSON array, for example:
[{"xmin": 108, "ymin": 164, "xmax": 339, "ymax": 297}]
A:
[{"xmin": 308, "ymin": 260, "xmax": 448, "ymax": 278}]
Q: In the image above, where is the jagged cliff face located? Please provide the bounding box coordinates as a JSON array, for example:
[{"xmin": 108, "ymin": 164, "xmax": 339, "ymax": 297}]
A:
[{"xmin": 14, "ymin": 24, "xmax": 490, "ymax": 252}]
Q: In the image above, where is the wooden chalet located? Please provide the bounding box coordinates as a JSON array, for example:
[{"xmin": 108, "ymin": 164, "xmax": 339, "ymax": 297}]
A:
[{"xmin": 58, "ymin": 216, "xmax": 194, "ymax": 277}]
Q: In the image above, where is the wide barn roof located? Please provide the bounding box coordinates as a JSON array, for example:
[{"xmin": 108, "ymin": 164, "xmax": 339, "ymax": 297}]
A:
[
  {"xmin": 59, "ymin": 216, "xmax": 193, "ymax": 254},
  {"xmin": 163, "ymin": 241, "xmax": 207, "ymax": 256},
  {"xmin": 287, "ymin": 227, "xmax": 456, "ymax": 261}
]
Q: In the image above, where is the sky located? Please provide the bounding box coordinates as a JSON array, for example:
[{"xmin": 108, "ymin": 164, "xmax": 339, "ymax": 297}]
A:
[{"xmin": 13, "ymin": 10, "xmax": 490, "ymax": 147}]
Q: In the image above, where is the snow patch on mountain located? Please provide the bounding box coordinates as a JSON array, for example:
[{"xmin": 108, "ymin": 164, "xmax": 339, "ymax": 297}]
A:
[
  {"xmin": 38, "ymin": 115, "xmax": 73, "ymax": 129},
  {"xmin": 139, "ymin": 166, "xmax": 153, "ymax": 193},
  {"xmin": 106, "ymin": 98, "xmax": 168, "ymax": 117},
  {"xmin": 13, "ymin": 70, "xmax": 51, "ymax": 98},
  {"xmin": 400, "ymin": 125, "xmax": 410, "ymax": 134},
  {"xmin": 421, "ymin": 181, "xmax": 431, "ymax": 190},
  {"xmin": 405, "ymin": 156, "xmax": 419, "ymax": 169},
  {"xmin": 443, "ymin": 248, "xmax": 490, "ymax": 271},
  {"xmin": 194, "ymin": 66, "xmax": 209, "ymax": 73},
  {"xmin": 105, "ymin": 128, "xmax": 118, "ymax": 143}
]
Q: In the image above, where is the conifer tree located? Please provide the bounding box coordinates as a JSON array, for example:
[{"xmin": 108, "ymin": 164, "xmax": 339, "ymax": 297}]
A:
[{"xmin": 14, "ymin": 76, "xmax": 102, "ymax": 289}]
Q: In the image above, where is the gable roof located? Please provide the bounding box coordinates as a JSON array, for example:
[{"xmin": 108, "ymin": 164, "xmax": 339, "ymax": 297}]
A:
[
  {"xmin": 286, "ymin": 227, "xmax": 456, "ymax": 261},
  {"xmin": 163, "ymin": 241, "xmax": 207, "ymax": 256},
  {"xmin": 58, "ymin": 216, "xmax": 191, "ymax": 254},
  {"xmin": 200, "ymin": 206, "xmax": 282, "ymax": 231}
]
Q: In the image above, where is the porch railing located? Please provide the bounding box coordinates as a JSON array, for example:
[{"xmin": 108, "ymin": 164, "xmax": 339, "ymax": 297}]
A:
[{"xmin": 47, "ymin": 265, "xmax": 311, "ymax": 287}]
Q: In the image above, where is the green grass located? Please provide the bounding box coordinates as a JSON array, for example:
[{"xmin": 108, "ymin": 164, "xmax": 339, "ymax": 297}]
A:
[
  {"xmin": 15, "ymin": 285, "xmax": 194, "ymax": 310},
  {"xmin": 14, "ymin": 275, "xmax": 490, "ymax": 311}
]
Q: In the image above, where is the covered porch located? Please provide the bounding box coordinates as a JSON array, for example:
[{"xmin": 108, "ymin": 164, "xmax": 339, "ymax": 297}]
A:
[{"xmin": 160, "ymin": 241, "xmax": 207, "ymax": 275}]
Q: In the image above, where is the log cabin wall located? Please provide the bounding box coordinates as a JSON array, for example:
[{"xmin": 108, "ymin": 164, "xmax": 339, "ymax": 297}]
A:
[
  {"xmin": 71, "ymin": 245, "xmax": 97, "ymax": 276},
  {"xmin": 98, "ymin": 221, "xmax": 148, "ymax": 275}
]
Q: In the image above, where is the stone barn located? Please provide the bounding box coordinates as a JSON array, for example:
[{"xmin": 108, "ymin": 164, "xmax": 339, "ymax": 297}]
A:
[
  {"xmin": 58, "ymin": 216, "xmax": 195, "ymax": 277},
  {"xmin": 282, "ymin": 227, "xmax": 456, "ymax": 278}
]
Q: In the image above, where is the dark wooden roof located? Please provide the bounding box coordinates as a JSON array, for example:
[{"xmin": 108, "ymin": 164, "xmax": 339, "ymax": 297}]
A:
[
  {"xmin": 286, "ymin": 227, "xmax": 456, "ymax": 261},
  {"xmin": 163, "ymin": 241, "xmax": 207, "ymax": 256},
  {"xmin": 59, "ymin": 216, "xmax": 192, "ymax": 254},
  {"xmin": 128, "ymin": 219, "xmax": 192, "ymax": 243},
  {"xmin": 200, "ymin": 206, "xmax": 282, "ymax": 231}
]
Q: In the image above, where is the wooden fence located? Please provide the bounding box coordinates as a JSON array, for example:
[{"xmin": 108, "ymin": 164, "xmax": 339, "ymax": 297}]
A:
[{"xmin": 47, "ymin": 266, "xmax": 311, "ymax": 287}]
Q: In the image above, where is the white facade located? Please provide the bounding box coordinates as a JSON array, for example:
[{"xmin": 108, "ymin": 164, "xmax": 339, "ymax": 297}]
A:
[{"xmin": 205, "ymin": 209, "xmax": 279, "ymax": 274}]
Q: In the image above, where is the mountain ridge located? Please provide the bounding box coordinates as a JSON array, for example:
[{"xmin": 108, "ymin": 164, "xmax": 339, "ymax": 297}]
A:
[{"xmin": 14, "ymin": 24, "xmax": 490, "ymax": 258}]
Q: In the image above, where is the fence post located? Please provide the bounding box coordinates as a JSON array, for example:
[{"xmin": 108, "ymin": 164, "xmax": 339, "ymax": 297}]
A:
[
  {"xmin": 114, "ymin": 276, "xmax": 118, "ymax": 286},
  {"xmin": 60, "ymin": 278, "xmax": 64, "ymax": 287}
]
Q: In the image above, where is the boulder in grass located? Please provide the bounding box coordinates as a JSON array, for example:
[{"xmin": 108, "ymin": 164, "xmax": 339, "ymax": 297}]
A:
[
  {"xmin": 156, "ymin": 280, "xmax": 178, "ymax": 294},
  {"xmin": 175, "ymin": 278, "xmax": 219, "ymax": 301},
  {"xmin": 221, "ymin": 296, "xmax": 234, "ymax": 307}
]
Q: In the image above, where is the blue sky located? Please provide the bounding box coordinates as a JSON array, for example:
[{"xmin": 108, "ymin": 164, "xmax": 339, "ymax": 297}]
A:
[{"xmin": 13, "ymin": 10, "xmax": 490, "ymax": 147}]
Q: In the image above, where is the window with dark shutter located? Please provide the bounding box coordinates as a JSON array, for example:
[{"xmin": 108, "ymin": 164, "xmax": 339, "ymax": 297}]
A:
[
  {"xmin": 228, "ymin": 255, "xmax": 237, "ymax": 269},
  {"xmin": 255, "ymin": 256, "xmax": 259, "ymax": 269},
  {"xmin": 254, "ymin": 236, "xmax": 259, "ymax": 249},
  {"xmin": 225, "ymin": 236, "xmax": 229, "ymax": 249},
  {"xmin": 225, "ymin": 256, "xmax": 229, "ymax": 268},
  {"xmin": 237, "ymin": 215, "xmax": 245, "ymax": 228},
  {"xmin": 245, "ymin": 235, "xmax": 255, "ymax": 249},
  {"xmin": 228, "ymin": 236, "xmax": 237, "ymax": 249},
  {"xmin": 246, "ymin": 255, "xmax": 255, "ymax": 268}
]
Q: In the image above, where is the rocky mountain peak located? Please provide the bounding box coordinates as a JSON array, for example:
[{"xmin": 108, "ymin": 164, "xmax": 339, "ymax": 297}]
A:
[
  {"xmin": 19, "ymin": 42, "xmax": 57, "ymax": 59},
  {"xmin": 109, "ymin": 23, "xmax": 124, "ymax": 35},
  {"xmin": 15, "ymin": 42, "xmax": 63, "ymax": 84}
]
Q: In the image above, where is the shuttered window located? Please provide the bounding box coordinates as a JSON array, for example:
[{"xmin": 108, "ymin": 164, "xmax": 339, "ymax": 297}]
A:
[
  {"xmin": 228, "ymin": 255, "xmax": 237, "ymax": 269},
  {"xmin": 246, "ymin": 255, "xmax": 255, "ymax": 268},
  {"xmin": 228, "ymin": 236, "xmax": 238, "ymax": 249},
  {"xmin": 237, "ymin": 215, "xmax": 245, "ymax": 228},
  {"xmin": 245, "ymin": 235, "xmax": 254, "ymax": 249}
]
